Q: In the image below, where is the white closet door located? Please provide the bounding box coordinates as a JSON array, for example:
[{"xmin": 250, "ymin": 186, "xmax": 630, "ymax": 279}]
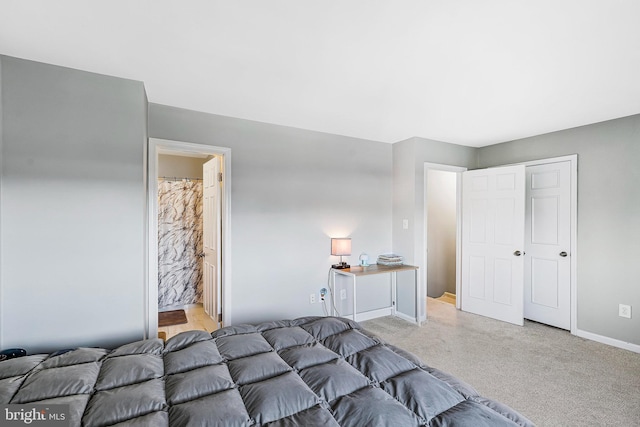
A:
[
  {"xmin": 461, "ymin": 165, "xmax": 526, "ymax": 325},
  {"xmin": 524, "ymin": 161, "xmax": 571, "ymax": 329}
]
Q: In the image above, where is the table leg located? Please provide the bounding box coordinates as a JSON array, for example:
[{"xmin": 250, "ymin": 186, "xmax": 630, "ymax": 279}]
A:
[
  {"xmin": 391, "ymin": 272, "xmax": 397, "ymax": 317},
  {"xmin": 352, "ymin": 275, "xmax": 357, "ymax": 321},
  {"xmin": 331, "ymin": 270, "xmax": 336, "ymax": 317},
  {"xmin": 415, "ymin": 268, "xmax": 420, "ymax": 325}
]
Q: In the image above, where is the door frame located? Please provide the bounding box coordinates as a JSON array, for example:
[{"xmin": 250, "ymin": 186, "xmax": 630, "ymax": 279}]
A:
[
  {"xmin": 146, "ymin": 138, "xmax": 232, "ymax": 339},
  {"xmin": 513, "ymin": 154, "xmax": 578, "ymax": 334},
  {"xmin": 423, "ymin": 163, "xmax": 467, "ymax": 311},
  {"xmin": 427, "ymin": 155, "xmax": 577, "ymax": 333}
]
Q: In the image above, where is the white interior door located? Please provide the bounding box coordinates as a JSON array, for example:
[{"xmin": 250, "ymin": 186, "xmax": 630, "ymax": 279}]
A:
[
  {"xmin": 202, "ymin": 157, "xmax": 220, "ymax": 324},
  {"xmin": 461, "ymin": 165, "xmax": 526, "ymax": 325},
  {"xmin": 524, "ymin": 161, "xmax": 571, "ymax": 329}
]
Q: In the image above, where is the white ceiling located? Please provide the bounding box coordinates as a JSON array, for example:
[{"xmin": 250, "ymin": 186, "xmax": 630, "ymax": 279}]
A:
[{"xmin": 1, "ymin": 0, "xmax": 639, "ymax": 147}]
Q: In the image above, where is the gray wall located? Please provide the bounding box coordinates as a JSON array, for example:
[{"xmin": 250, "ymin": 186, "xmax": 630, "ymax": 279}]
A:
[
  {"xmin": 0, "ymin": 56, "xmax": 148, "ymax": 353},
  {"xmin": 2, "ymin": 55, "xmax": 636, "ymax": 351},
  {"xmin": 392, "ymin": 137, "xmax": 476, "ymax": 317},
  {"xmin": 149, "ymin": 104, "xmax": 393, "ymax": 324},
  {"xmin": 478, "ymin": 114, "xmax": 640, "ymax": 345}
]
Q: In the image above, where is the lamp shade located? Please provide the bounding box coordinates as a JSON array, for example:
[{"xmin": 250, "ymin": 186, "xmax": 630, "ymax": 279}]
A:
[{"xmin": 331, "ymin": 238, "xmax": 351, "ymax": 256}]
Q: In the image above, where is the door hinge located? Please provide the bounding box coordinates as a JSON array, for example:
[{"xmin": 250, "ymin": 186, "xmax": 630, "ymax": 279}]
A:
[
  {"xmin": 218, "ymin": 313, "xmax": 222, "ymax": 322},
  {"xmin": 217, "ymin": 172, "xmax": 223, "ymax": 182}
]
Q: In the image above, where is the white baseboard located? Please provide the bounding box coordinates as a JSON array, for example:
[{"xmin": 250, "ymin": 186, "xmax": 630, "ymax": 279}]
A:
[
  {"xmin": 353, "ymin": 307, "xmax": 421, "ymax": 325},
  {"xmin": 355, "ymin": 307, "xmax": 394, "ymax": 322},
  {"xmin": 393, "ymin": 311, "xmax": 420, "ymax": 325},
  {"xmin": 575, "ymin": 328, "xmax": 640, "ymax": 354}
]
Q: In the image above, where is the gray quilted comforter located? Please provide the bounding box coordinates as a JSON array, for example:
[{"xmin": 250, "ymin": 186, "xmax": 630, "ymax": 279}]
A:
[{"xmin": 0, "ymin": 316, "xmax": 534, "ymax": 426}]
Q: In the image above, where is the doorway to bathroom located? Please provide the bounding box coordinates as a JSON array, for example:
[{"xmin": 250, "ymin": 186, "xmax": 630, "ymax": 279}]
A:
[
  {"xmin": 157, "ymin": 153, "xmax": 210, "ymax": 311},
  {"xmin": 147, "ymin": 139, "xmax": 231, "ymax": 340}
]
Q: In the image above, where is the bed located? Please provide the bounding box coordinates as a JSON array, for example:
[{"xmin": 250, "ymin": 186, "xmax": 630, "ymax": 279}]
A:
[{"xmin": 0, "ymin": 316, "xmax": 533, "ymax": 426}]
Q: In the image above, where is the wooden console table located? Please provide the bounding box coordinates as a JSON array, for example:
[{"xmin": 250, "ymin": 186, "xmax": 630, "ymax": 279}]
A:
[{"xmin": 330, "ymin": 264, "xmax": 420, "ymax": 325}]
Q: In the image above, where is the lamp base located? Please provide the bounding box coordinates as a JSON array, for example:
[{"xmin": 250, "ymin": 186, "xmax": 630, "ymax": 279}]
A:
[{"xmin": 332, "ymin": 262, "xmax": 350, "ymax": 270}]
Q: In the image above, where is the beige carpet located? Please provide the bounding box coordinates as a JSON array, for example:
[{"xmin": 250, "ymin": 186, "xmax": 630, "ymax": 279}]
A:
[{"xmin": 361, "ymin": 298, "xmax": 640, "ymax": 427}]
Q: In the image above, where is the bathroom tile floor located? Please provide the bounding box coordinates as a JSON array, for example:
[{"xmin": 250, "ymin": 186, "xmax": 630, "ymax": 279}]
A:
[{"xmin": 158, "ymin": 304, "xmax": 218, "ymax": 340}]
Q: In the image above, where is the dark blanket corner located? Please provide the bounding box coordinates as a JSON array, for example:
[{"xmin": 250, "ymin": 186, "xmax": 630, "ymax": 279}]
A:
[{"xmin": 0, "ymin": 316, "xmax": 534, "ymax": 426}]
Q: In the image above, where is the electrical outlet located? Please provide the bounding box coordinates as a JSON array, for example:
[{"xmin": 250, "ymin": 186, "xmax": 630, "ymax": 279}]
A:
[
  {"xmin": 340, "ymin": 289, "xmax": 347, "ymax": 300},
  {"xmin": 619, "ymin": 304, "xmax": 632, "ymax": 319},
  {"xmin": 309, "ymin": 293, "xmax": 316, "ymax": 304},
  {"xmin": 320, "ymin": 288, "xmax": 327, "ymax": 301}
]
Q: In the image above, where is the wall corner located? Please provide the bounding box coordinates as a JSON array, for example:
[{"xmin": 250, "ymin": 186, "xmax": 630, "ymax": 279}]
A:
[{"xmin": 0, "ymin": 55, "xmax": 4, "ymax": 349}]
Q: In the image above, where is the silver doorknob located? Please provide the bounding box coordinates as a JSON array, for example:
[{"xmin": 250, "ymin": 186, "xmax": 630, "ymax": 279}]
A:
[
  {"xmin": 514, "ymin": 250, "xmax": 523, "ymax": 256},
  {"xmin": 559, "ymin": 251, "xmax": 568, "ymax": 257}
]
